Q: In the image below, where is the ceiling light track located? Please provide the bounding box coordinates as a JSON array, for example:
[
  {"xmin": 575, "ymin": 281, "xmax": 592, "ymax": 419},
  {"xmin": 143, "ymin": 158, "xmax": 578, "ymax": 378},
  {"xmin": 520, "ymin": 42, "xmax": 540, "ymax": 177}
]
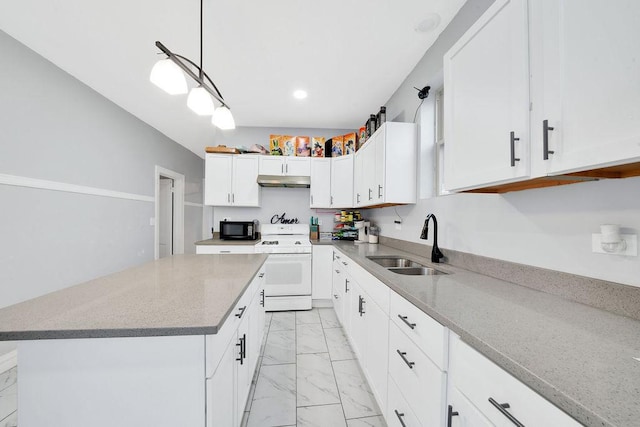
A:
[{"xmin": 150, "ymin": 0, "xmax": 235, "ymax": 129}]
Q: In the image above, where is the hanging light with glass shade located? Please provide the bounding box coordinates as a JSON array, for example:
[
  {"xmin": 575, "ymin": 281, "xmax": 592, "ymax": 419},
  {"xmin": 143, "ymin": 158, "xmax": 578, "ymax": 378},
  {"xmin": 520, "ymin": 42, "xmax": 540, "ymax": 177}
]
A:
[{"xmin": 150, "ymin": 0, "xmax": 235, "ymax": 129}]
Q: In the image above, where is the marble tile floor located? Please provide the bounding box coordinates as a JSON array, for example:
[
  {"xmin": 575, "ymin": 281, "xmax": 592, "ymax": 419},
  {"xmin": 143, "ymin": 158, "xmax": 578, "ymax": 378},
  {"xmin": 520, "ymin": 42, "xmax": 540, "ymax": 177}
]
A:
[{"xmin": 244, "ymin": 308, "xmax": 386, "ymax": 427}]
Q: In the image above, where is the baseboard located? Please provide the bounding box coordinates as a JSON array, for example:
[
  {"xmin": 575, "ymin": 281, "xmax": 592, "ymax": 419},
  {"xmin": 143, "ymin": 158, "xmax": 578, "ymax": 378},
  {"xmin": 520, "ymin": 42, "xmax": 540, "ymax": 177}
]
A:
[
  {"xmin": 312, "ymin": 299, "xmax": 333, "ymax": 308},
  {"xmin": 0, "ymin": 350, "xmax": 17, "ymax": 373}
]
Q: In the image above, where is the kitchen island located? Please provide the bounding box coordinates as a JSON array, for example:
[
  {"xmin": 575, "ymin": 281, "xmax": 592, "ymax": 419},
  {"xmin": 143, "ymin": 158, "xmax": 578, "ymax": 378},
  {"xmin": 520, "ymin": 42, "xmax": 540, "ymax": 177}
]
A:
[{"xmin": 0, "ymin": 254, "xmax": 268, "ymax": 427}]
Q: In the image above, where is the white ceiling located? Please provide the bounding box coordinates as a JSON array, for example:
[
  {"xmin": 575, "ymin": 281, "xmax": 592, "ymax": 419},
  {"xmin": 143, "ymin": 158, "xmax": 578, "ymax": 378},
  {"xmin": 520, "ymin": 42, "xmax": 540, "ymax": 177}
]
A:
[{"xmin": 0, "ymin": 0, "xmax": 465, "ymax": 157}]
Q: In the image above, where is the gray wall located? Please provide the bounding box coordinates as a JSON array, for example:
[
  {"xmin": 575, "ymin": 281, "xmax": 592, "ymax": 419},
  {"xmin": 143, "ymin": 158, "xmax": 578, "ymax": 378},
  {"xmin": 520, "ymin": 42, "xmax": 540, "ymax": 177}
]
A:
[
  {"xmin": 0, "ymin": 29, "xmax": 205, "ymax": 314},
  {"xmin": 367, "ymin": 0, "xmax": 640, "ymax": 288}
]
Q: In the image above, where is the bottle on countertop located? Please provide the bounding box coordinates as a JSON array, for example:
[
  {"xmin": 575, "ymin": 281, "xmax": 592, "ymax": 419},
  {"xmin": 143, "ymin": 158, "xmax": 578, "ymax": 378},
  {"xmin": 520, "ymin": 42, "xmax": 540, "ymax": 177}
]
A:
[{"xmin": 368, "ymin": 225, "xmax": 379, "ymax": 244}]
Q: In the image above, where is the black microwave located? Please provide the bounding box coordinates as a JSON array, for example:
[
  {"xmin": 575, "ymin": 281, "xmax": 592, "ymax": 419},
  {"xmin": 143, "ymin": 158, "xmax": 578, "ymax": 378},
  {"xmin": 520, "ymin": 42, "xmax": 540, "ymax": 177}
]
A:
[{"xmin": 220, "ymin": 220, "xmax": 258, "ymax": 240}]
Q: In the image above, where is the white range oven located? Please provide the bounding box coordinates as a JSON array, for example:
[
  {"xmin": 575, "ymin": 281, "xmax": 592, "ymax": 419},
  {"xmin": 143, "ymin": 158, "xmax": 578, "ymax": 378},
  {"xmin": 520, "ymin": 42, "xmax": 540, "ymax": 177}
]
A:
[{"xmin": 255, "ymin": 224, "xmax": 312, "ymax": 311}]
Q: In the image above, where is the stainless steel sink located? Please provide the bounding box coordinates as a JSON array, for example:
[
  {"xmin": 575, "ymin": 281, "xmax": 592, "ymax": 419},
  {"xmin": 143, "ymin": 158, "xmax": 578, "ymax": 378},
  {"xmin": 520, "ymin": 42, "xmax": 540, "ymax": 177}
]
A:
[
  {"xmin": 366, "ymin": 256, "xmax": 448, "ymax": 275},
  {"xmin": 388, "ymin": 267, "xmax": 447, "ymax": 275},
  {"xmin": 366, "ymin": 256, "xmax": 422, "ymax": 268}
]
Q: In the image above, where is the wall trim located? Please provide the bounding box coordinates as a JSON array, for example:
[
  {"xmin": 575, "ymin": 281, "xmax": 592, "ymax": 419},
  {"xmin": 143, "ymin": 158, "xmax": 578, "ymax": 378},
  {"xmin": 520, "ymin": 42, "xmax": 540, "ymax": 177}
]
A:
[
  {"xmin": 0, "ymin": 173, "xmax": 154, "ymax": 203},
  {"xmin": 0, "ymin": 349, "xmax": 17, "ymax": 373}
]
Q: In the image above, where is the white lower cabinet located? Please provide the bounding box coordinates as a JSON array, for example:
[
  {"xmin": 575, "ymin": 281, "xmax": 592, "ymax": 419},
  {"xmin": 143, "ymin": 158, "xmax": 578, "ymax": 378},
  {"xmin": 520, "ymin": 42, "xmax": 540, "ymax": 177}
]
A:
[
  {"xmin": 388, "ymin": 321, "xmax": 446, "ymax": 426},
  {"xmin": 449, "ymin": 334, "xmax": 581, "ymax": 427},
  {"xmin": 206, "ymin": 269, "xmax": 264, "ymax": 427},
  {"xmin": 196, "ymin": 245, "xmax": 256, "ymax": 255}
]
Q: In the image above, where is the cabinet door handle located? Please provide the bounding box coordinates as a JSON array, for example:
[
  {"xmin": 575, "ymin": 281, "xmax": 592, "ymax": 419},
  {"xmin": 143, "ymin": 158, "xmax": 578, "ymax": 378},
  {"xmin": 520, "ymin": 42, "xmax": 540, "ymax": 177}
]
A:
[
  {"xmin": 236, "ymin": 334, "xmax": 246, "ymax": 365},
  {"xmin": 345, "ymin": 278, "xmax": 349, "ymax": 293},
  {"xmin": 368, "ymin": 188, "xmax": 373, "ymax": 200},
  {"xmin": 281, "ymin": 164, "xmax": 284, "ymax": 174},
  {"xmin": 335, "ymin": 269, "xmax": 340, "ymax": 274},
  {"xmin": 543, "ymin": 119, "xmax": 555, "ymax": 160},
  {"xmin": 286, "ymin": 164, "xmax": 289, "ymax": 174},
  {"xmin": 232, "ymin": 193, "xmax": 235, "ymax": 203},
  {"xmin": 510, "ymin": 131, "xmax": 520, "ymax": 167},
  {"xmin": 398, "ymin": 315, "xmax": 416, "ymax": 330},
  {"xmin": 447, "ymin": 405, "xmax": 459, "ymax": 427},
  {"xmin": 488, "ymin": 398, "xmax": 525, "ymax": 427},
  {"xmin": 260, "ymin": 290, "xmax": 265, "ymax": 306},
  {"xmin": 359, "ymin": 295, "xmax": 365, "ymax": 316},
  {"xmin": 311, "ymin": 195, "xmax": 314, "ymax": 205},
  {"xmin": 396, "ymin": 349, "xmax": 415, "ymax": 369},
  {"xmin": 235, "ymin": 305, "xmax": 247, "ymax": 318},
  {"xmin": 227, "ymin": 193, "xmax": 230, "ymax": 203},
  {"xmin": 378, "ymin": 185, "xmax": 382, "ymax": 198},
  {"xmin": 220, "ymin": 250, "xmax": 231, "ymax": 253},
  {"xmin": 333, "ymin": 294, "xmax": 339, "ymax": 299},
  {"xmin": 331, "ymin": 195, "xmax": 334, "ymax": 205},
  {"xmin": 259, "ymin": 272, "xmax": 265, "ymax": 278},
  {"xmin": 357, "ymin": 193, "xmax": 361, "ymax": 203},
  {"xmin": 394, "ymin": 410, "xmax": 407, "ymax": 427},
  {"xmin": 342, "ymin": 261, "xmax": 348, "ymax": 266}
]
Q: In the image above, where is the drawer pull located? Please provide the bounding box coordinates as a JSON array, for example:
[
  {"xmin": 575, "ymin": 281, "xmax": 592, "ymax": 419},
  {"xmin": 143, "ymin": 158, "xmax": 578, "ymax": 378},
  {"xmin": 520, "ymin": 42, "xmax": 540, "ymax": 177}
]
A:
[
  {"xmin": 333, "ymin": 294, "xmax": 339, "ymax": 299},
  {"xmin": 235, "ymin": 334, "xmax": 246, "ymax": 365},
  {"xmin": 488, "ymin": 398, "xmax": 525, "ymax": 427},
  {"xmin": 396, "ymin": 349, "xmax": 415, "ymax": 369},
  {"xmin": 394, "ymin": 410, "xmax": 407, "ymax": 427},
  {"xmin": 260, "ymin": 290, "xmax": 265, "ymax": 307},
  {"xmin": 345, "ymin": 278, "xmax": 350, "ymax": 293},
  {"xmin": 258, "ymin": 272, "xmax": 265, "ymax": 278},
  {"xmin": 235, "ymin": 306, "xmax": 247, "ymax": 318},
  {"xmin": 335, "ymin": 269, "xmax": 340, "ymax": 274},
  {"xmin": 358, "ymin": 295, "xmax": 365, "ymax": 316},
  {"xmin": 447, "ymin": 405, "xmax": 459, "ymax": 427},
  {"xmin": 398, "ymin": 314, "xmax": 416, "ymax": 330},
  {"xmin": 220, "ymin": 250, "xmax": 231, "ymax": 253}
]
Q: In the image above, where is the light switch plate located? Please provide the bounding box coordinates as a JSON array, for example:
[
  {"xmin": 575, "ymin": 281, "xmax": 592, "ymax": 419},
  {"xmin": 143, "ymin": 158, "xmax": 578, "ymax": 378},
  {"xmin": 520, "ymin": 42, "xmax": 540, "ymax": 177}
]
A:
[{"xmin": 591, "ymin": 233, "xmax": 637, "ymax": 256}]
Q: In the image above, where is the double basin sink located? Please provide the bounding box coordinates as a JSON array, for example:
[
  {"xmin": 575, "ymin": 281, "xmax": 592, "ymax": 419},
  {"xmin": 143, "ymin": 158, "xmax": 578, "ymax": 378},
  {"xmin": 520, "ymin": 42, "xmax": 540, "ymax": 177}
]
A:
[{"xmin": 366, "ymin": 256, "xmax": 448, "ymax": 276}]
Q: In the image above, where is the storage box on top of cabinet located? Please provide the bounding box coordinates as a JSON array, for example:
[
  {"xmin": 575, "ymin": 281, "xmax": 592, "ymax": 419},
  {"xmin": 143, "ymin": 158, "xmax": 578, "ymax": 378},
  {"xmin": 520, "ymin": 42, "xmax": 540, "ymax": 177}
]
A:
[{"xmin": 444, "ymin": 0, "xmax": 640, "ymax": 193}]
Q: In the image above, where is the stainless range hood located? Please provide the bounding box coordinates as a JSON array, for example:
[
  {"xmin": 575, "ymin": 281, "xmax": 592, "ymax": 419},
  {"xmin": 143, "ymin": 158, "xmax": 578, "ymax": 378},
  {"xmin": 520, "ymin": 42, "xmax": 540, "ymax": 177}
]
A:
[{"xmin": 257, "ymin": 175, "xmax": 311, "ymax": 188}]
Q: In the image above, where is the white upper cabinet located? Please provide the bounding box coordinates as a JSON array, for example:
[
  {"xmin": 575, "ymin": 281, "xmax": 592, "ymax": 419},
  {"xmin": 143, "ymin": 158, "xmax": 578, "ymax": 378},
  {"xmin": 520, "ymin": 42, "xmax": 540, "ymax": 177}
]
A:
[
  {"xmin": 204, "ymin": 154, "xmax": 233, "ymax": 206},
  {"xmin": 204, "ymin": 154, "xmax": 260, "ymax": 206},
  {"xmin": 310, "ymin": 158, "xmax": 332, "ymax": 208},
  {"xmin": 445, "ymin": 0, "xmax": 640, "ymax": 192},
  {"xmin": 444, "ymin": 0, "xmax": 531, "ymax": 191},
  {"xmin": 258, "ymin": 156, "xmax": 311, "ymax": 176},
  {"xmin": 331, "ymin": 155, "xmax": 354, "ymax": 209},
  {"xmin": 531, "ymin": 0, "xmax": 640, "ymax": 175},
  {"xmin": 354, "ymin": 122, "xmax": 417, "ymax": 207}
]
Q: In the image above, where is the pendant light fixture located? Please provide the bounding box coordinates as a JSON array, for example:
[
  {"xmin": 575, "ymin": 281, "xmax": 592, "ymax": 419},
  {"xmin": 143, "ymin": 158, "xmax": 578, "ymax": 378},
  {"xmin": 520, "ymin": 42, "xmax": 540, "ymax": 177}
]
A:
[{"xmin": 150, "ymin": 0, "xmax": 235, "ymax": 129}]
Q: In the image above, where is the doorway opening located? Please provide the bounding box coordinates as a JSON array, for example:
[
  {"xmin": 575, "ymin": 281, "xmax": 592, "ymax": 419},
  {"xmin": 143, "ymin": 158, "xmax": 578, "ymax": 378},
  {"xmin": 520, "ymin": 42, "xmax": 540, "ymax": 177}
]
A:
[{"xmin": 155, "ymin": 166, "xmax": 185, "ymax": 260}]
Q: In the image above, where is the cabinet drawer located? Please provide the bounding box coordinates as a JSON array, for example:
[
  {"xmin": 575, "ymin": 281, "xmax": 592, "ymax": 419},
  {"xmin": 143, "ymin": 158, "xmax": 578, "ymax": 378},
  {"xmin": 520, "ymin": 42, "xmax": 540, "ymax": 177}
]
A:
[
  {"xmin": 448, "ymin": 387, "xmax": 492, "ymax": 427},
  {"xmin": 196, "ymin": 245, "xmax": 256, "ymax": 254},
  {"xmin": 350, "ymin": 261, "xmax": 389, "ymax": 314},
  {"xmin": 450, "ymin": 336, "xmax": 581, "ymax": 427},
  {"xmin": 387, "ymin": 374, "xmax": 422, "ymax": 427},
  {"xmin": 390, "ymin": 290, "xmax": 447, "ymax": 370},
  {"xmin": 388, "ymin": 322, "xmax": 446, "ymax": 427}
]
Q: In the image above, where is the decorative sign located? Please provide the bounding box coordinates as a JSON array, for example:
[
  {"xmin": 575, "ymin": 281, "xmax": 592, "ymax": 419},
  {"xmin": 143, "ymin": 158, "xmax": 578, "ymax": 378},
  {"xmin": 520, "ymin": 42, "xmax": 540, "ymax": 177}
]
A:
[{"xmin": 271, "ymin": 213, "xmax": 299, "ymax": 224}]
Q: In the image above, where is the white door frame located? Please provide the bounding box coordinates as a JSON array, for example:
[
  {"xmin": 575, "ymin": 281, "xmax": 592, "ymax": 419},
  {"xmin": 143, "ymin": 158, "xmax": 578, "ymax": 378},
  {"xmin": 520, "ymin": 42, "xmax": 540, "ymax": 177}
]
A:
[{"xmin": 155, "ymin": 166, "xmax": 185, "ymax": 260}]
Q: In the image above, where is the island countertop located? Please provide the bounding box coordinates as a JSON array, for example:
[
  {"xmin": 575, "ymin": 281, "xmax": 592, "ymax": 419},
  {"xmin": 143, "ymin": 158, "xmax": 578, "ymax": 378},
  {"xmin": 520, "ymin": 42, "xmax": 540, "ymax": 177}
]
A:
[{"xmin": 0, "ymin": 254, "xmax": 268, "ymax": 340}]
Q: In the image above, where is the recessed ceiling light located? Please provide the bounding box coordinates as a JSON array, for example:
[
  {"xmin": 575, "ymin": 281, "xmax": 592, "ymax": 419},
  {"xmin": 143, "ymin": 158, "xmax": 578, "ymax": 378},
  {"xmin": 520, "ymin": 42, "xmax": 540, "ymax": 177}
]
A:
[
  {"xmin": 415, "ymin": 13, "xmax": 441, "ymax": 33},
  {"xmin": 293, "ymin": 89, "xmax": 308, "ymax": 99}
]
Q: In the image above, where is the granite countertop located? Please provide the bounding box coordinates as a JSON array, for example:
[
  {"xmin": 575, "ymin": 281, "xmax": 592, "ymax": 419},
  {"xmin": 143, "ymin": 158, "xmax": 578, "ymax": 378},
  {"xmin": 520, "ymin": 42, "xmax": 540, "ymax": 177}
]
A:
[
  {"xmin": 0, "ymin": 254, "xmax": 268, "ymax": 340},
  {"xmin": 330, "ymin": 242, "xmax": 640, "ymax": 427}
]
